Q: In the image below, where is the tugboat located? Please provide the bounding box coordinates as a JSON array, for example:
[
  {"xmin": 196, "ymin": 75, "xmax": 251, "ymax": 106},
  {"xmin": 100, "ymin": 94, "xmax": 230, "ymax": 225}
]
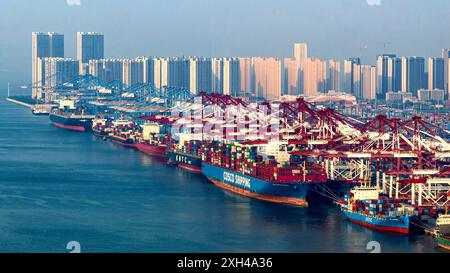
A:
[
  {"xmin": 31, "ymin": 104, "xmax": 50, "ymax": 116},
  {"xmin": 340, "ymin": 187, "xmax": 415, "ymax": 234},
  {"xmin": 435, "ymin": 208, "xmax": 450, "ymax": 251},
  {"xmin": 49, "ymin": 100, "xmax": 94, "ymax": 132}
]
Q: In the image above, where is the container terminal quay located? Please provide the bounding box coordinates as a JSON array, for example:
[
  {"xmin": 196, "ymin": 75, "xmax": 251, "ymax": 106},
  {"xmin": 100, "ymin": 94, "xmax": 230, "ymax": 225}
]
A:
[{"xmin": 6, "ymin": 73, "xmax": 450, "ymax": 252}]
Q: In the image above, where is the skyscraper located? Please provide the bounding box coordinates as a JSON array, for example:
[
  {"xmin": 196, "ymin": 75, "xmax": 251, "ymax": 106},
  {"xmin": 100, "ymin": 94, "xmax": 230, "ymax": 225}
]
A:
[
  {"xmin": 294, "ymin": 43, "xmax": 308, "ymax": 65},
  {"xmin": 237, "ymin": 57, "xmax": 252, "ymax": 96},
  {"xmin": 252, "ymin": 57, "xmax": 282, "ymax": 100},
  {"xmin": 211, "ymin": 58, "xmax": 224, "ymax": 93},
  {"xmin": 38, "ymin": 58, "xmax": 79, "ymax": 94},
  {"xmin": 376, "ymin": 54, "xmax": 401, "ymax": 99},
  {"xmin": 153, "ymin": 57, "xmax": 169, "ymax": 89},
  {"xmin": 361, "ymin": 65, "xmax": 377, "ymax": 100},
  {"xmin": 283, "ymin": 58, "xmax": 299, "ymax": 95},
  {"xmin": 122, "ymin": 57, "xmax": 147, "ymax": 88},
  {"xmin": 402, "ymin": 57, "xmax": 423, "ymax": 95},
  {"xmin": 343, "ymin": 58, "xmax": 360, "ymax": 96},
  {"xmin": 428, "ymin": 57, "xmax": 445, "ymax": 90},
  {"xmin": 89, "ymin": 59, "xmax": 124, "ymax": 84},
  {"xmin": 442, "ymin": 48, "xmax": 450, "ymax": 93},
  {"xmin": 328, "ymin": 59, "xmax": 340, "ymax": 92},
  {"xmin": 77, "ymin": 32, "xmax": 104, "ymax": 75},
  {"xmin": 167, "ymin": 57, "xmax": 190, "ymax": 89},
  {"xmin": 302, "ymin": 58, "xmax": 327, "ymax": 97},
  {"xmin": 401, "ymin": 56, "xmax": 426, "ymax": 96},
  {"xmin": 294, "ymin": 43, "xmax": 308, "ymax": 93},
  {"xmin": 223, "ymin": 58, "xmax": 241, "ymax": 96},
  {"xmin": 31, "ymin": 32, "xmax": 64, "ymax": 99},
  {"xmin": 189, "ymin": 57, "xmax": 212, "ymax": 94}
]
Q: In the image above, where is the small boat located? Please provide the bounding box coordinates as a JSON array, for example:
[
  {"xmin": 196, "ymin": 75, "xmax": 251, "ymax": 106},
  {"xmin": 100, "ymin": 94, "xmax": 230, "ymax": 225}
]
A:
[{"xmin": 436, "ymin": 233, "xmax": 450, "ymax": 251}]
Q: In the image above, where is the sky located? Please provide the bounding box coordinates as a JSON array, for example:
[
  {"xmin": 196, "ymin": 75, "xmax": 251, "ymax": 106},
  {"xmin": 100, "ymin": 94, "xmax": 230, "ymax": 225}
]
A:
[{"xmin": 1, "ymin": 0, "xmax": 450, "ymax": 89}]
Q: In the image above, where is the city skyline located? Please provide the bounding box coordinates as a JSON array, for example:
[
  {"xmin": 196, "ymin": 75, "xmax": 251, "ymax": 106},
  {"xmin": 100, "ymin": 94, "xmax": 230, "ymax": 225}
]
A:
[
  {"xmin": 29, "ymin": 31, "xmax": 450, "ymax": 102},
  {"xmin": 2, "ymin": 0, "xmax": 450, "ymax": 87}
]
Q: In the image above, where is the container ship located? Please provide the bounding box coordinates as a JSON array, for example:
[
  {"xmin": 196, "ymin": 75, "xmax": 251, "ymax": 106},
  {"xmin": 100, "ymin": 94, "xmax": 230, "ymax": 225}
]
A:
[
  {"xmin": 340, "ymin": 187, "xmax": 415, "ymax": 234},
  {"xmin": 201, "ymin": 141, "xmax": 328, "ymax": 206},
  {"xmin": 49, "ymin": 100, "xmax": 94, "ymax": 132},
  {"xmin": 109, "ymin": 119, "xmax": 139, "ymax": 148},
  {"xmin": 92, "ymin": 118, "xmax": 112, "ymax": 139},
  {"xmin": 135, "ymin": 123, "xmax": 168, "ymax": 158},
  {"xmin": 167, "ymin": 135, "xmax": 204, "ymax": 173}
]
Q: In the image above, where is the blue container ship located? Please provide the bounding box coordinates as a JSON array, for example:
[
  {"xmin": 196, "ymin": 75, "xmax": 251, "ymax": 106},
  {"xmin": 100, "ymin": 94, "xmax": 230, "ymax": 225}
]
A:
[
  {"xmin": 201, "ymin": 141, "xmax": 328, "ymax": 207},
  {"xmin": 340, "ymin": 187, "xmax": 415, "ymax": 234},
  {"xmin": 202, "ymin": 162, "xmax": 309, "ymax": 206}
]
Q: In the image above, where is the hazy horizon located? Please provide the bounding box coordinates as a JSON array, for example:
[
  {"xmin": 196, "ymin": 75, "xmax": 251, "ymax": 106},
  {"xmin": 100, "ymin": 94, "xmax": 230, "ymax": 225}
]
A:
[{"xmin": 1, "ymin": 0, "xmax": 450, "ymax": 89}]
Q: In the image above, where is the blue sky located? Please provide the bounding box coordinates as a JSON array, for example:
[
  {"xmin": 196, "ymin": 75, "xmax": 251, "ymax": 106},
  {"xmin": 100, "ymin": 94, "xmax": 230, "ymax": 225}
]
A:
[{"xmin": 1, "ymin": 0, "xmax": 450, "ymax": 87}]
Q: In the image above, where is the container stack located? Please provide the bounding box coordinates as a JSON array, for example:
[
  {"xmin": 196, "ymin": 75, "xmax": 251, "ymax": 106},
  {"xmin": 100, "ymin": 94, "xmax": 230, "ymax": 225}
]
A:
[{"xmin": 351, "ymin": 198, "xmax": 404, "ymax": 217}]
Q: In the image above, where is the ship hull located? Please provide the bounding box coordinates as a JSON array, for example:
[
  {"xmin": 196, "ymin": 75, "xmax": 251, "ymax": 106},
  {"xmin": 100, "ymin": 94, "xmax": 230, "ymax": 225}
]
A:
[
  {"xmin": 92, "ymin": 129, "xmax": 109, "ymax": 138},
  {"xmin": 202, "ymin": 163, "xmax": 308, "ymax": 206},
  {"xmin": 168, "ymin": 151, "xmax": 202, "ymax": 173},
  {"xmin": 135, "ymin": 143, "xmax": 166, "ymax": 158},
  {"xmin": 49, "ymin": 113, "xmax": 93, "ymax": 132},
  {"xmin": 436, "ymin": 235, "xmax": 450, "ymax": 251},
  {"xmin": 110, "ymin": 135, "xmax": 136, "ymax": 148},
  {"xmin": 343, "ymin": 210, "xmax": 409, "ymax": 234}
]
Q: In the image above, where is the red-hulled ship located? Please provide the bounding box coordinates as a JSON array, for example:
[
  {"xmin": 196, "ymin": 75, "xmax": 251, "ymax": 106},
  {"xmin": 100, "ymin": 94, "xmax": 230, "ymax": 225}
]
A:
[
  {"xmin": 49, "ymin": 100, "xmax": 94, "ymax": 132},
  {"xmin": 135, "ymin": 123, "xmax": 168, "ymax": 158}
]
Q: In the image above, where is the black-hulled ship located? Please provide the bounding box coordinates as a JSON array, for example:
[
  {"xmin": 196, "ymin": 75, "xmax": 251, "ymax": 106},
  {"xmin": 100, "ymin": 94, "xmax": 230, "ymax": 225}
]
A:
[{"xmin": 49, "ymin": 100, "xmax": 94, "ymax": 132}]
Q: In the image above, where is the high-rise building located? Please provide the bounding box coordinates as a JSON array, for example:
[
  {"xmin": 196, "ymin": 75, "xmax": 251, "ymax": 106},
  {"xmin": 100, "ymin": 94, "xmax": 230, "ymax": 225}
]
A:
[
  {"xmin": 328, "ymin": 59, "xmax": 340, "ymax": 92},
  {"xmin": 31, "ymin": 32, "xmax": 64, "ymax": 99},
  {"xmin": 302, "ymin": 58, "xmax": 327, "ymax": 97},
  {"xmin": 283, "ymin": 58, "xmax": 300, "ymax": 95},
  {"xmin": 294, "ymin": 43, "xmax": 308, "ymax": 65},
  {"xmin": 441, "ymin": 48, "xmax": 450, "ymax": 93},
  {"xmin": 237, "ymin": 57, "xmax": 252, "ymax": 96},
  {"xmin": 428, "ymin": 57, "xmax": 445, "ymax": 90},
  {"xmin": 252, "ymin": 57, "xmax": 282, "ymax": 100},
  {"xmin": 376, "ymin": 54, "xmax": 401, "ymax": 99},
  {"xmin": 294, "ymin": 43, "xmax": 308, "ymax": 93},
  {"xmin": 189, "ymin": 57, "xmax": 212, "ymax": 94},
  {"xmin": 211, "ymin": 58, "xmax": 223, "ymax": 93},
  {"xmin": 76, "ymin": 32, "xmax": 104, "ymax": 75},
  {"xmin": 361, "ymin": 65, "xmax": 377, "ymax": 100},
  {"xmin": 122, "ymin": 57, "xmax": 147, "ymax": 88},
  {"xmin": 352, "ymin": 63, "xmax": 362, "ymax": 98},
  {"xmin": 343, "ymin": 58, "xmax": 360, "ymax": 96},
  {"xmin": 89, "ymin": 59, "xmax": 124, "ymax": 84},
  {"xmin": 153, "ymin": 57, "xmax": 169, "ymax": 89},
  {"xmin": 167, "ymin": 57, "xmax": 190, "ymax": 89},
  {"xmin": 223, "ymin": 58, "xmax": 241, "ymax": 96},
  {"xmin": 401, "ymin": 56, "xmax": 426, "ymax": 96},
  {"xmin": 38, "ymin": 58, "xmax": 79, "ymax": 95}
]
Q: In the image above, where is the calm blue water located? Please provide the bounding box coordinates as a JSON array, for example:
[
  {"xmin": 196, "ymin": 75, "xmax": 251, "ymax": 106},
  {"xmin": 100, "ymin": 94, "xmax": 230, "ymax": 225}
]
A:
[{"xmin": 0, "ymin": 95, "xmax": 441, "ymax": 253}]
